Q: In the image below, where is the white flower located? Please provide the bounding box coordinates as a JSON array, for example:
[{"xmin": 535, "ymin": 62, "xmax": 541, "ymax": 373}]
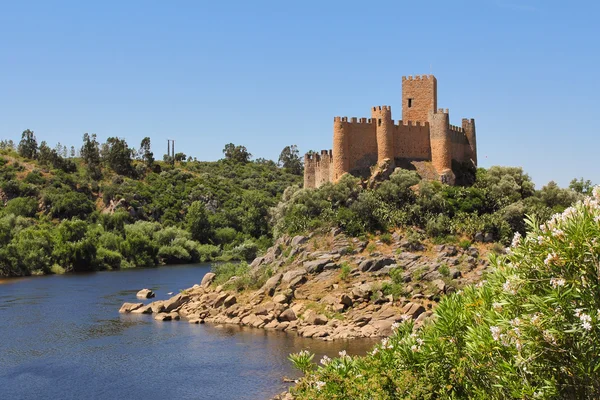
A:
[
  {"xmin": 411, "ymin": 344, "xmax": 420, "ymax": 352},
  {"xmin": 490, "ymin": 326, "xmax": 502, "ymax": 341},
  {"xmin": 400, "ymin": 314, "xmax": 412, "ymax": 321},
  {"xmin": 338, "ymin": 350, "xmax": 347, "ymax": 358},
  {"xmin": 511, "ymin": 232, "xmax": 522, "ymax": 247},
  {"xmin": 593, "ymin": 186, "xmax": 600, "ymax": 200},
  {"xmin": 380, "ymin": 338, "xmax": 389, "ymax": 348},
  {"xmin": 537, "ymin": 235, "xmax": 545, "ymax": 244},
  {"xmin": 320, "ymin": 355, "xmax": 331, "ymax": 365},
  {"xmin": 503, "ymin": 279, "xmax": 517, "ymax": 295},
  {"xmin": 530, "ymin": 314, "xmax": 540, "ymax": 325},
  {"xmin": 492, "ymin": 302, "xmax": 503, "ymax": 312},
  {"xmin": 580, "ymin": 313, "xmax": 592, "ymax": 323},
  {"xmin": 575, "ymin": 308, "xmax": 583, "ymax": 318},
  {"xmin": 544, "ymin": 252, "xmax": 559, "ymax": 266},
  {"xmin": 550, "ymin": 277, "xmax": 566, "ymax": 288},
  {"xmin": 391, "ymin": 322, "xmax": 400, "ymax": 330},
  {"xmin": 543, "ymin": 330, "xmax": 557, "ymax": 345},
  {"xmin": 315, "ymin": 381, "xmax": 326, "ymax": 390},
  {"xmin": 370, "ymin": 347, "xmax": 379, "ymax": 356},
  {"xmin": 582, "ymin": 321, "xmax": 592, "ymax": 331},
  {"xmin": 510, "ymin": 317, "xmax": 521, "ymax": 327},
  {"xmin": 416, "ymin": 338, "xmax": 424, "ymax": 346}
]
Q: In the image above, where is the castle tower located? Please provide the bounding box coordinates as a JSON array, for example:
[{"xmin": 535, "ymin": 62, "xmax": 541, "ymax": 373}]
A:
[
  {"xmin": 428, "ymin": 109, "xmax": 455, "ymax": 185},
  {"xmin": 402, "ymin": 75, "xmax": 437, "ymax": 123},
  {"xmin": 304, "ymin": 153, "xmax": 316, "ymax": 188},
  {"xmin": 332, "ymin": 117, "xmax": 349, "ymax": 182},
  {"xmin": 371, "ymin": 106, "xmax": 394, "ymax": 164},
  {"xmin": 462, "ymin": 118, "xmax": 477, "ymax": 165}
]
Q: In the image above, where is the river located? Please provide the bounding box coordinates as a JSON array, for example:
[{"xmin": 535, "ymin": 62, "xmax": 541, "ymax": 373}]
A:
[{"xmin": 0, "ymin": 263, "xmax": 377, "ymax": 400}]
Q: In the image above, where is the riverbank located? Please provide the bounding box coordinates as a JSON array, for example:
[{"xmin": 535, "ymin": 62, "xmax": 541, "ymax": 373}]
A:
[{"xmin": 120, "ymin": 229, "xmax": 492, "ymax": 342}]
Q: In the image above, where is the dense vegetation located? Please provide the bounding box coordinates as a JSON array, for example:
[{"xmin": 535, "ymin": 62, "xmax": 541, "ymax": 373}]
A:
[
  {"xmin": 0, "ymin": 131, "xmax": 302, "ymax": 277},
  {"xmin": 272, "ymin": 167, "xmax": 590, "ymax": 245},
  {"xmin": 290, "ymin": 189, "xmax": 600, "ymax": 399}
]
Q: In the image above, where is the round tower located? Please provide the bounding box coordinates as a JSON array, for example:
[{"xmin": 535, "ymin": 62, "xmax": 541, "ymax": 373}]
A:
[
  {"xmin": 428, "ymin": 109, "xmax": 455, "ymax": 184},
  {"xmin": 332, "ymin": 117, "xmax": 349, "ymax": 182},
  {"xmin": 371, "ymin": 106, "xmax": 394, "ymax": 164},
  {"xmin": 462, "ymin": 118, "xmax": 477, "ymax": 165}
]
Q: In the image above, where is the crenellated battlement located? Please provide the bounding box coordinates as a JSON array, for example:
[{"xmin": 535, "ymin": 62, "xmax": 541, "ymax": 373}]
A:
[
  {"xmin": 397, "ymin": 120, "xmax": 428, "ymax": 127},
  {"xmin": 449, "ymin": 124, "xmax": 464, "ymax": 133},
  {"xmin": 305, "ymin": 74, "xmax": 477, "ymax": 189},
  {"xmin": 372, "ymin": 105, "xmax": 391, "ymax": 112},
  {"xmin": 402, "ymin": 74, "xmax": 435, "ymax": 81}
]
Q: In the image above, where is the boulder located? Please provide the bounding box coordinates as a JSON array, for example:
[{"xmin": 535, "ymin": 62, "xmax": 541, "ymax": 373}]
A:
[
  {"xmin": 136, "ymin": 289, "xmax": 155, "ymax": 299},
  {"xmin": 154, "ymin": 313, "xmax": 172, "ymax": 321},
  {"xmin": 351, "ymin": 283, "xmax": 373, "ymax": 300},
  {"xmin": 262, "ymin": 273, "xmax": 283, "ymax": 296},
  {"xmin": 163, "ymin": 293, "xmax": 190, "ymax": 313},
  {"xmin": 431, "ymin": 279, "xmax": 446, "ymax": 294},
  {"xmin": 272, "ymin": 293, "xmax": 289, "ymax": 304},
  {"xmin": 372, "ymin": 320, "xmax": 394, "ymax": 336},
  {"xmin": 370, "ymin": 257, "xmax": 395, "ymax": 272},
  {"xmin": 149, "ymin": 301, "xmax": 166, "ymax": 314},
  {"xmin": 213, "ymin": 292, "xmax": 229, "ymax": 308},
  {"xmin": 119, "ymin": 302, "xmax": 144, "ymax": 313},
  {"xmin": 223, "ymin": 295, "xmax": 237, "ymax": 308},
  {"xmin": 130, "ymin": 304, "xmax": 153, "ymax": 314},
  {"xmin": 278, "ymin": 308, "xmax": 297, "ymax": 322},
  {"xmin": 340, "ymin": 294, "xmax": 353, "ymax": 307},
  {"xmin": 282, "ymin": 268, "xmax": 307, "ymax": 283},
  {"xmin": 201, "ymin": 272, "xmax": 216, "ymax": 287},
  {"xmin": 303, "ymin": 310, "xmax": 328, "ymax": 325},
  {"xmin": 304, "ymin": 258, "xmax": 331, "ymax": 274},
  {"xmin": 291, "ymin": 235, "xmax": 308, "ymax": 247},
  {"xmin": 401, "ymin": 302, "xmax": 426, "ymax": 320}
]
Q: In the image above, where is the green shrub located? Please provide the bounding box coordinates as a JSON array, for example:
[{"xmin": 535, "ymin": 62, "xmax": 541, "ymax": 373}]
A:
[
  {"xmin": 458, "ymin": 238, "xmax": 472, "ymax": 250},
  {"xmin": 438, "ymin": 263, "xmax": 450, "ymax": 277},
  {"xmin": 290, "ymin": 188, "xmax": 600, "ymax": 399},
  {"xmin": 339, "ymin": 262, "xmax": 351, "ymax": 281},
  {"xmin": 380, "ymin": 232, "xmax": 392, "ymax": 244}
]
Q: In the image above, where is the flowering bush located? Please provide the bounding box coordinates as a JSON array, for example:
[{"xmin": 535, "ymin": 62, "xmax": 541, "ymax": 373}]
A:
[{"xmin": 290, "ymin": 188, "xmax": 600, "ymax": 399}]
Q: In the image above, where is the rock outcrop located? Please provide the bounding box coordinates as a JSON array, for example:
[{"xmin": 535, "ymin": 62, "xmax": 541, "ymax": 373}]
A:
[{"xmin": 119, "ymin": 229, "xmax": 491, "ymax": 342}]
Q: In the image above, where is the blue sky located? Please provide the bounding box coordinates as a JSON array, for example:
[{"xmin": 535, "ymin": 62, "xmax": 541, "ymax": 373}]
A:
[{"xmin": 1, "ymin": 0, "xmax": 598, "ymax": 187}]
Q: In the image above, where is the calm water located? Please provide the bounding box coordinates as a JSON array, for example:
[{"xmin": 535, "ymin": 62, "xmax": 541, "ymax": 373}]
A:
[{"xmin": 0, "ymin": 264, "xmax": 376, "ymax": 400}]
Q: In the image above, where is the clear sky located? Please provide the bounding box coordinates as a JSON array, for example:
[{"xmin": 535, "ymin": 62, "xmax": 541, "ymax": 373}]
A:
[{"xmin": 1, "ymin": 0, "xmax": 598, "ymax": 187}]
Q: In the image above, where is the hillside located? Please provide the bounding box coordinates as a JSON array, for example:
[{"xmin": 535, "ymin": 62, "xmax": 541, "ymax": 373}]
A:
[{"xmin": 0, "ymin": 138, "xmax": 302, "ymax": 277}]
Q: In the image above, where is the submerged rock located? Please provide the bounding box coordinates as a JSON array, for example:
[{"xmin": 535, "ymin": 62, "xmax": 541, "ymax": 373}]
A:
[{"xmin": 136, "ymin": 288, "xmax": 155, "ymax": 299}]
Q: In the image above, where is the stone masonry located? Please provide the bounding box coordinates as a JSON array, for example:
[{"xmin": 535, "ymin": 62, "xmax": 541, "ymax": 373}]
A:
[{"xmin": 304, "ymin": 75, "xmax": 477, "ymax": 188}]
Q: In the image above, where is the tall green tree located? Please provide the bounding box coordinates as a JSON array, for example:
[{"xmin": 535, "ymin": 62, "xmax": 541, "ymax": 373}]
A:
[
  {"xmin": 18, "ymin": 129, "xmax": 38, "ymax": 159},
  {"xmin": 81, "ymin": 133, "xmax": 102, "ymax": 180},
  {"xmin": 222, "ymin": 143, "xmax": 252, "ymax": 163},
  {"xmin": 278, "ymin": 144, "xmax": 303, "ymax": 175},
  {"xmin": 139, "ymin": 137, "xmax": 154, "ymax": 167},
  {"xmin": 569, "ymin": 177, "xmax": 593, "ymax": 195},
  {"xmin": 101, "ymin": 137, "xmax": 134, "ymax": 176},
  {"xmin": 186, "ymin": 201, "xmax": 211, "ymax": 242}
]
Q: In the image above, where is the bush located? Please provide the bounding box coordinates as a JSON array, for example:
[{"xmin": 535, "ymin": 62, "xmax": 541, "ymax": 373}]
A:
[{"xmin": 290, "ymin": 188, "xmax": 600, "ymax": 399}]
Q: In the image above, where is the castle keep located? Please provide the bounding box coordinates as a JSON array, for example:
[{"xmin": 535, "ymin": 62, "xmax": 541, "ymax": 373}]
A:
[{"xmin": 304, "ymin": 75, "xmax": 477, "ymax": 188}]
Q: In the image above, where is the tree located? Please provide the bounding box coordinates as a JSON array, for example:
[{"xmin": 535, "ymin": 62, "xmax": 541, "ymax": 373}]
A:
[
  {"xmin": 569, "ymin": 177, "xmax": 593, "ymax": 195},
  {"xmin": 101, "ymin": 137, "xmax": 133, "ymax": 176},
  {"xmin": 222, "ymin": 143, "xmax": 251, "ymax": 163},
  {"xmin": 18, "ymin": 129, "xmax": 38, "ymax": 159},
  {"xmin": 80, "ymin": 133, "xmax": 102, "ymax": 180},
  {"xmin": 70, "ymin": 146, "xmax": 76, "ymax": 158},
  {"xmin": 174, "ymin": 152, "xmax": 187, "ymax": 162},
  {"xmin": 278, "ymin": 144, "xmax": 303, "ymax": 175},
  {"xmin": 139, "ymin": 137, "xmax": 154, "ymax": 167},
  {"xmin": 186, "ymin": 201, "xmax": 211, "ymax": 242}
]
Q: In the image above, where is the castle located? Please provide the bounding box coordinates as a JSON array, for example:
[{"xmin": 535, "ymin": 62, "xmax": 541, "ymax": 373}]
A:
[{"xmin": 303, "ymin": 75, "xmax": 477, "ymax": 188}]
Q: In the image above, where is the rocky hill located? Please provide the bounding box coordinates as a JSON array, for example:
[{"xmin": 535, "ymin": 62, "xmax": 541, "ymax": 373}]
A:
[{"xmin": 120, "ymin": 229, "xmax": 493, "ymax": 340}]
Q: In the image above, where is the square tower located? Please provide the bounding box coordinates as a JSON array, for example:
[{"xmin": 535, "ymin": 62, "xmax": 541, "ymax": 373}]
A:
[{"xmin": 402, "ymin": 75, "xmax": 437, "ymax": 123}]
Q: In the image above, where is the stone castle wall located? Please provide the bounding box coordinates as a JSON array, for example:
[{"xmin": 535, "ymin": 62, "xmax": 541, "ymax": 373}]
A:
[{"xmin": 305, "ymin": 75, "xmax": 477, "ymax": 188}]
